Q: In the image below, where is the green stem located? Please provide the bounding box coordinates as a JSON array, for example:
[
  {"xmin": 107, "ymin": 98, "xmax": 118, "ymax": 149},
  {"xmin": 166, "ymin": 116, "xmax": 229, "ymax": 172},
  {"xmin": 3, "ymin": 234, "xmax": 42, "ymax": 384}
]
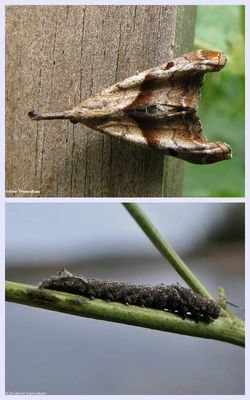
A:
[
  {"xmin": 6, "ymin": 281, "xmax": 244, "ymax": 347},
  {"xmin": 123, "ymin": 203, "xmax": 213, "ymax": 299}
]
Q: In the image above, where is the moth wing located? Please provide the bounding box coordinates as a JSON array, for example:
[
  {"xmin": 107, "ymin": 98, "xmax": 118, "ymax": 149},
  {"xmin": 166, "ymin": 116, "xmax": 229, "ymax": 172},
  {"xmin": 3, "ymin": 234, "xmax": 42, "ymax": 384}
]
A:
[
  {"xmin": 67, "ymin": 50, "xmax": 230, "ymax": 164},
  {"xmin": 70, "ymin": 49, "xmax": 227, "ymax": 133},
  {"xmin": 98, "ymin": 49, "xmax": 227, "ymax": 112},
  {"xmin": 95, "ymin": 112, "xmax": 232, "ymax": 164}
]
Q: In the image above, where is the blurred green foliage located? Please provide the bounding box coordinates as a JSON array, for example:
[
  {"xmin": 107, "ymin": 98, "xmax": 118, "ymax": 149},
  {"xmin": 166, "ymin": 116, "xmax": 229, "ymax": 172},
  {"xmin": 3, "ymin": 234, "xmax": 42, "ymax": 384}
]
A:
[{"xmin": 183, "ymin": 6, "xmax": 245, "ymax": 197}]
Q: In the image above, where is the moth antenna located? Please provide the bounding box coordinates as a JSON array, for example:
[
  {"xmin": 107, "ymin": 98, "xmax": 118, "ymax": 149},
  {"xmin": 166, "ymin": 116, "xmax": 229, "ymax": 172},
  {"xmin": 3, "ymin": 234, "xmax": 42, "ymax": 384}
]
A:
[{"xmin": 28, "ymin": 110, "xmax": 72, "ymax": 121}]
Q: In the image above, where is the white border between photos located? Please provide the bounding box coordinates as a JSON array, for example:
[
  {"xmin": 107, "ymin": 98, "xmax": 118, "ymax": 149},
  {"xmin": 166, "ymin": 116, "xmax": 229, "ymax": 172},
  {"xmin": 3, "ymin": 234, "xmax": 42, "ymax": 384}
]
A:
[
  {"xmin": 4, "ymin": 197, "xmax": 247, "ymax": 203},
  {"xmin": 1, "ymin": 1, "xmax": 248, "ymax": 399}
]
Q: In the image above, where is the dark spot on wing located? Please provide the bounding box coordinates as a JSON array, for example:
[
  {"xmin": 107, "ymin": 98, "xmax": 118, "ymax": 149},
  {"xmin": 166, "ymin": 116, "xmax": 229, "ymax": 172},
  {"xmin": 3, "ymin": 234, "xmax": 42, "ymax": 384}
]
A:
[
  {"xmin": 124, "ymin": 71, "xmax": 166, "ymax": 146},
  {"xmin": 164, "ymin": 61, "xmax": 174, "ymax": 70},
  {"xmin": 127, "ymin": 82, "xmax": 154, "ymax": 108},
  {"xmin": 129, "ymin": 116, "xmax": 163, "ymax": 147}
]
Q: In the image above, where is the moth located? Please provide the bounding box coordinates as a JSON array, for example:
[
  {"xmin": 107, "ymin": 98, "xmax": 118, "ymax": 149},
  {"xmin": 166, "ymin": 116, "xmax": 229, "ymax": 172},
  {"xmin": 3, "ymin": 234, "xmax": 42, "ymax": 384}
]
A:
[
  {"xmin": 39, "ymin": 269, "xmax": 220, "ymax": 322},
  {"xmin": 29, "ymin": 50, "xmax": 231, "ymax": 164}
]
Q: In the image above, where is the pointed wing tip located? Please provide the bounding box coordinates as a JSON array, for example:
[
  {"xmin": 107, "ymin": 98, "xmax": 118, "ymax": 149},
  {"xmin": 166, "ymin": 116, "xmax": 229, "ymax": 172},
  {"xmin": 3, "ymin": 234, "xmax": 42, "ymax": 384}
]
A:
[
  {"xmin": 198, "ymin": 142, "xmax": 232, "ymax": 164},
  {"xmin": 226, "ymin": 147, "xmax": 233, "ymax": 160},
  {"xmin": 221, "ymin": 142, "xmax": 232, "ymax": 159},
  {"xmin": 199, "ymin": 49, "xmax": 227, "ymax": 70},
  {"xmin": 186, "ymin": 50, "xmax": 227, "ymax": 71},
  {"xmin": 174, "ymin": 142, "xmax": 232, "ymax": 164}
]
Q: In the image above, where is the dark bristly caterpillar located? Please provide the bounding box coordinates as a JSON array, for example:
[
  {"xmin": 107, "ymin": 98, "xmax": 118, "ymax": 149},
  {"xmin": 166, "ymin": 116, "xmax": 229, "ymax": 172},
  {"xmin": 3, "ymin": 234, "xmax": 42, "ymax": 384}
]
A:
[{"xmin": 39, "ymin": 269, "xmax": 220, "ymax": 322}]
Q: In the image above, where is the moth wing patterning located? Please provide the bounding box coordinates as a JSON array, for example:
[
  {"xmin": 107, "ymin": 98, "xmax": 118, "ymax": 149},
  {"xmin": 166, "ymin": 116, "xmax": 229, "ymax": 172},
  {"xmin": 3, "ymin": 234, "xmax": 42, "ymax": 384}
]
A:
[
  {"xmin": 68, "ymin": 50, "xmax": 231, "ymax": 164},
  {"xmin": 29, "ymin": 49, "xmax": 231, "ymax": 164},
  {"xmin": 90, "ymin": 112, "xmax": 231, "ymax": 164},
  {"xmin": 100, "ymin": 49, "xmax": 228, "ymax": 111},
  {"xmin": 71, "ymin": 49, "xmax": 227, "ymax": 119}
]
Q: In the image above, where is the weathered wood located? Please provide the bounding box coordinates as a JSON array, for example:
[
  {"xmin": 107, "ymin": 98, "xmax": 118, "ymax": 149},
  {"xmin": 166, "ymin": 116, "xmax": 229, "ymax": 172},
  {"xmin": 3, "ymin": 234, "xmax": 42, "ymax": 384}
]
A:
[
  {"xmin": 6, "ymin": 5, "xmax": 196, "ymax": 197},
  {"xmin": 162, "ymin": 6, "xmax": 197, "ymax": 196}
]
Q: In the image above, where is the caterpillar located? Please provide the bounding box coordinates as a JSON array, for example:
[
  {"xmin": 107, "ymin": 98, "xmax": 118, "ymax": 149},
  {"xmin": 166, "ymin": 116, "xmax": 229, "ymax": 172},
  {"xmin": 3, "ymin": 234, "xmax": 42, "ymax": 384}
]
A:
[{"xmin": 39, "ymin": 269, "xmax": 220, "ymax": 322}]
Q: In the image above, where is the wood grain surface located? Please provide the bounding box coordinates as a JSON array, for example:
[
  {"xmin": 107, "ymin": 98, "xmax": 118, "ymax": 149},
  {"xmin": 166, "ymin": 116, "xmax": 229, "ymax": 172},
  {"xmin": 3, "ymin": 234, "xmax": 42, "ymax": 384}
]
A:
[{"xmin": 6, "ymin": 5, "xmax": 196, "ymax": 197}]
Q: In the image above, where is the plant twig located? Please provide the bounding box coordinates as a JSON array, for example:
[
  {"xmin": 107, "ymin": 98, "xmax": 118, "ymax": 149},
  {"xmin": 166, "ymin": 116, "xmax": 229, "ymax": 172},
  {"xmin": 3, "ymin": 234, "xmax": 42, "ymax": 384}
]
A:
[
  {"xmin": 123, "ymin": 203, "xmax": 242, "ymax": 321},
  {"xmin": 6, "ymin": 281, "xmax": 244, "ymax": 347},
  {"xmin": 123, "ymin": 203, "xmax": 213, "ymax": 299}
]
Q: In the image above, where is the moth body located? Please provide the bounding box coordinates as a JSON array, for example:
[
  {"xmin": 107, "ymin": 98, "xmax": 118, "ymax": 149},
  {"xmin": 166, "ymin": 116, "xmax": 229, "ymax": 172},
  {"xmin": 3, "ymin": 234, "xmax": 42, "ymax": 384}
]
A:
[{"xmin": 29, "ymin": 49, "xmax": 232, "ymax": 164}]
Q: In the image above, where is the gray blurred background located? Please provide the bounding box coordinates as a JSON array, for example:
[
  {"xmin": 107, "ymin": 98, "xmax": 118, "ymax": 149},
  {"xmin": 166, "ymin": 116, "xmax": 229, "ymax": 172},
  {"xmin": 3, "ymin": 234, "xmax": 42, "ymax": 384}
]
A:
[{"xmin": 5, "ymin": 202, "xmax": 244, "ymax": 395}]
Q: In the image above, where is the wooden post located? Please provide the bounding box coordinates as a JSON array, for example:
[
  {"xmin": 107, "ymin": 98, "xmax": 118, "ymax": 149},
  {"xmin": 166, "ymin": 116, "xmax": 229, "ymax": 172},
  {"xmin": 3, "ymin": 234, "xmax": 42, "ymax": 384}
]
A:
[{"xmin": 6, "ymin": 5, "xmax": 196, "ymax": 197}]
